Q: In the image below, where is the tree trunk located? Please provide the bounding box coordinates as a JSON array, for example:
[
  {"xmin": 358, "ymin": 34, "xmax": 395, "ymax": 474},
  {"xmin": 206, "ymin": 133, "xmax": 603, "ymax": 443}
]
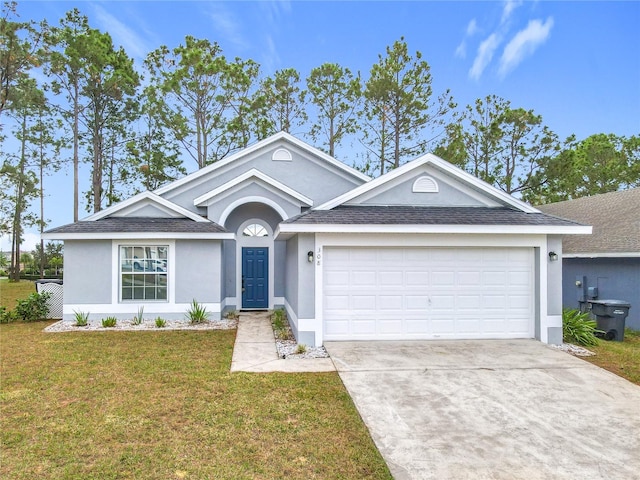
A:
[{"xmin": 73, "ymin": 80, "xmax": 79, "ymax": 222}]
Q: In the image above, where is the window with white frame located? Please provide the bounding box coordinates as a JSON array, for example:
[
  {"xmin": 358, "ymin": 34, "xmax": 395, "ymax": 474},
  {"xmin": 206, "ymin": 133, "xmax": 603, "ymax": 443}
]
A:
[
  {"xmin": 120, "ymin": 245, "xmax": 168, "ymax": 301},
  {"xmin": 242, "ymin": 223, "xmax": 269, "ymax": 237}
]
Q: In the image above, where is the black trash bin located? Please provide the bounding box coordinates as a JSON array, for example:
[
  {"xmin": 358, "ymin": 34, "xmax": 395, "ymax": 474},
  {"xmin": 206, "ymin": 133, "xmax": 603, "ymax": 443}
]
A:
[{"xmin": 588, "ymin": 299, "xmax": 631, "ymax": 342}]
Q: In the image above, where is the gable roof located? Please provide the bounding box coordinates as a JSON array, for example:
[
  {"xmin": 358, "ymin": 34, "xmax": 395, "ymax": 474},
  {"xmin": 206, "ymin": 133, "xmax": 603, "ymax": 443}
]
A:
[
  {"xmin": 193, "ymin": 168, "xmax": 313, "ymax": 207},
  {"xmin": 84, "ymin": 191, "xmax": 209, "ymax": 223},
  {"xmin": 278, "ymin": 205, "xmax": 590, "ymax": 236},
  {"xmin": 315, "ymin": 153, "xmax": 539, "ymax": 213},
  {"xmin": 537, "ymin": 188, "xmax": 640, "ymax": 257},
  {"xmin": 155, "ymin": 131, "xmax": 370, "ymax": 196}
]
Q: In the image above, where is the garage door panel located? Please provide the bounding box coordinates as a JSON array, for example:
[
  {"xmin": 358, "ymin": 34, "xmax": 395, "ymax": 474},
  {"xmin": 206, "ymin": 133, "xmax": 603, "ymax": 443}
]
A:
[{"xmin": 323, "ymin": 247, "xmax": 534, "ymax": 341}]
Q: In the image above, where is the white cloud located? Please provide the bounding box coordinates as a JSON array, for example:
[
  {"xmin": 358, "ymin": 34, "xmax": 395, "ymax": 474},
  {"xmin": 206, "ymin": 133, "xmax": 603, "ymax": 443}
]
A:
[
  {"xmin": 454, "ymin": 19, "xmax": 479, "ymax": 59},
  {"xmin": 469, "ymin": 33, "xmax": 501, "ymax": 80},
  {"xmin": 91, "ymin": 4, "xmax": 151, "ymax": 61},
  {"xmin": 499, "ymin": 17, "xmax": 554, "ymax": 77},
  {"xmin": 205, "ymin": 3, "xmax": 249, "ymax": 50},
  {"xmin": 466, "ymin": 18, "xmax": 479, "ymax": 36},
  {"xmin": 501, "ymin": 0, "xmax": 523, "ymax": 25},
  {"xmin": 261, "ymin": 34, "xmax": 281, "ymax": 74}
]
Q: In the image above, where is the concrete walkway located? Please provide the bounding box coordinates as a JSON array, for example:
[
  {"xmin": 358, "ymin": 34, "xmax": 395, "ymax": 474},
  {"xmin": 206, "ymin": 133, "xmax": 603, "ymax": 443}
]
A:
[{"xmin": 230, "ymin": 311, "xmax": 335, "ymax": 373}]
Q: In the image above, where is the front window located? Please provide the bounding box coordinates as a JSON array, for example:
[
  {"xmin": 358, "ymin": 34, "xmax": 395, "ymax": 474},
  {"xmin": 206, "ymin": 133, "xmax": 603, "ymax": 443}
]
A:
[
  {"xmin": 242, "ymin": 223, "xmax": 269, "ymax": 237},
  {"xmin": 120, "ymin": 245, "xmax": 168, "ymax": 301}
]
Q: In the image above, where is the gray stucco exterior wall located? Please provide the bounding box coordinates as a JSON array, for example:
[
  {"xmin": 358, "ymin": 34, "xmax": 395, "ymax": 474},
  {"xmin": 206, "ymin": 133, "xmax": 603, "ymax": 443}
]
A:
[
  {"xmin": 274, "ymin": 240, "xmax": 286, "ymax": 298},
  {"xmin": 355, "ymin": 170, "xmax": 492, "ymax": 207},
  {"xmin": 297, "ymin": 234, "xmax": 316, "ymax": 320},
  {"xmin": 63, "ymin": 240, "xmax": 112, "ymax": 304},
  {"xmin": 175, "ymin": 240, "xmax": 221, "ymax": 304},
  {"xmin": 164, "ymin": 145, "xmax": 365, "ymax": 213},
  {"xmin": 563, "ymin": 257, "xmax": 640, "ymax": 330},
  {"xmin": 222, "ymin": 239, "xmax": 236, "ymax": 301}
]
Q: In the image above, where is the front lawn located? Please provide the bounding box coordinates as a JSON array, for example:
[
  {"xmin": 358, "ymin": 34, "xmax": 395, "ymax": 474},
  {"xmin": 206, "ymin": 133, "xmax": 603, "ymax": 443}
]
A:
[
  {"xmin": 0, "ymin": 279, "xmax": 36, "ymax": 311},
  {"xmin": 581, "ymin": 329, "xmax": 640, "ymax": 386},
  {"xmin": 0, "ymin": 323, "xmax": 391, "ymax": 479}
]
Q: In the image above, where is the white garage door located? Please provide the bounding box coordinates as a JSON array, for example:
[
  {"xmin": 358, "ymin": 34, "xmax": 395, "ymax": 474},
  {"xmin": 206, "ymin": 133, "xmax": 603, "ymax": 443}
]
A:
[{"xmin": 323, "ymin": 247, "xmax": 534, "ymax": 341}]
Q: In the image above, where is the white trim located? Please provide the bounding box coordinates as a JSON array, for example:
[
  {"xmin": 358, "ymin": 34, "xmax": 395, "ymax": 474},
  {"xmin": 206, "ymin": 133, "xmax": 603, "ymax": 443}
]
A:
[
  {"xmin": 193, "ymin": 168, "xmax": 313, "ymax": 207},
  {"xmin": 272, "ymin": 148, "xmax": 292, "ymax": 161},
  {"xmin": 111, "ymin": 240, "xmax": 176, "ymax": 306},
  {"xmin": 155, "ymin": 132, "xmax": 370, "ymax": 196},
  {"xmin": 84, "ymin": 191, "xmax": 208, "ymax": 222},
  {"xmin": 316, "ymin": 153, "xmax": 539, "ymax": 213},
  {"xmin": 63, "ymin": 302, "xmax": 222, "ymax": 315},
  {"xmin": 563, "ymin": 252, "xmax": 640, "ymax": 258},
  {"xmin": 218, "ymin": 196, "xmax": 290, "ymax": 226},
  {"xmin": 42, "ymin": 232, "xmax": 234, "ymax": 240},
  {"xmin": 412, "ymin": 176, "xmax": 439, "ymax": 193},
  {"xmin": 235, "ymin": 219, "xmax": 275, "ymax": 310},
  {"xmin": 277, "ymin": 223, "xmax": 592, "ymax": 236}
]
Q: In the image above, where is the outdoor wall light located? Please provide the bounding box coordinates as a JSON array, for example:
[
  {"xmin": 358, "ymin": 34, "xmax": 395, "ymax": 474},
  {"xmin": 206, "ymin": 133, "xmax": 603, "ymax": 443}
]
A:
[
  {"xmin": 548, "ymin": 251, "xmax": 559, "ymax": 262},
  {"xmin": 307, "ymin": 251, "xmax": 314, "ymax": 263}
]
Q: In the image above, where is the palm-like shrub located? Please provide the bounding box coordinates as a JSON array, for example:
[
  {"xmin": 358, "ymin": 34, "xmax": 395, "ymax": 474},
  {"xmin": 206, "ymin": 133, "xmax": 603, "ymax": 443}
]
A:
[{"xmin": 563, "ymin": 308, "xmax": 600, "ymax": 347}]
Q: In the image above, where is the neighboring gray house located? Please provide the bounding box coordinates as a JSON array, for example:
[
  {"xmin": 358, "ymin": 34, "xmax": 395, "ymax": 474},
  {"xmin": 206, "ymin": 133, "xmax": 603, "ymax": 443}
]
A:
[
  {"xmin": 43, "ymin": 132, "xmax": 589, "ymax": 346},
  {"xmin": 538, "ymin": 188, "xmax": 640, "ymax": 330}
]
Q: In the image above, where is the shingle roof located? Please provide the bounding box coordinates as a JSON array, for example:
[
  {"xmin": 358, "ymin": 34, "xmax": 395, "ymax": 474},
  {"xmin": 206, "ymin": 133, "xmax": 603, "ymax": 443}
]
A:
[
  {"xmin": 284, "ymin": 206, "xmax": 583, "ymax": 227},
  {"xmin": 537, "ymin": 188, "xmax": 640, "ymax": 254},
  {"xmin": 45, "ymin": 217, "xmax": 228, "ymax": 234}
]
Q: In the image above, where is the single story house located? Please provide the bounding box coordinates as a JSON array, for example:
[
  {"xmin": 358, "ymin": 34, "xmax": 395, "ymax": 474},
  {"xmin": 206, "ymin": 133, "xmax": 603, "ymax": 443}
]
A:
[
  {"xmin": 538, "ymin": 188, "xmax": 639, "ymax": 330},
  {"xmin": 43, "ymin": 132, "xmax": 590, "ymax": 346}
]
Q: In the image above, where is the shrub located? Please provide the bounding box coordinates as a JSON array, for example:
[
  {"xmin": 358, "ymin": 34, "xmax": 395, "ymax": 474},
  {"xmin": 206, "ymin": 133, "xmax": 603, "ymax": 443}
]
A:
[
  {"xmin": 0, "ymin": 306, "xmax": 15, "ymax": 323},
  {"xmin": 186, "ymin": 299, "xmax": 209, "ymax": 324},
  {"xmin": 74, "ymin": 310, "xmax": 89, "ymax": 327},
  {"xmin": 563, "ymin": 308, "xmax": 600, "ymax": 347},
  {"xmin": 295, "ymin": 344, "xmax": 307, "ymax": 354},
  {"xmin": 131, "ymin": 306, "xmax": 144, "ymax": 325},
  {"xmin": 271, "ymin": 308, "xmax": 290, "ymax": 339},
  {"xmin": 102, "ymin": 316, "xmax": 117, "ymax": 328},
  {"xmin": 14, "ymin": 292, "xmax": 50, "ymax": 322},
  {"xmin": 155, "ymin": 317, "xmax": 166, "ymax": 328}
]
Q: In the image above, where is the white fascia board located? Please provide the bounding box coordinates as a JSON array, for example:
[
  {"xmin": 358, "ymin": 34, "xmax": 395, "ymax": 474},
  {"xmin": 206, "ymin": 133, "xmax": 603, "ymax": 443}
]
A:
[
  {"xmin": 277, "ymin": 223, "xmax": 593, "ymax": 235},
  {"xmin": 316, "ymin": 156, "xmax": 430, "ymax": 210},
  {"xmin": 41, "ymin": 232, "xmax": 235, "ymax": 241},
  {"xmin": 156, "ymin": 132, "xmax": 370, "ymax": 196},
  {"xmin": 563, "ymin": 252, "xmax": 640, "ymax": 258},
  {"xmin": 426, "ymin": 154, "xmax": 539, "ymax": 213},
  {"xmin": 84, "ymin": 191, "xmax": 208, "ymax": 223},
  {"xmin": 316, "ymin": 153, "xmax": 540, "ymax": 213},
  {"xmin": 193, "ymin": 168, "xmax": 313, "ymax": 207}
]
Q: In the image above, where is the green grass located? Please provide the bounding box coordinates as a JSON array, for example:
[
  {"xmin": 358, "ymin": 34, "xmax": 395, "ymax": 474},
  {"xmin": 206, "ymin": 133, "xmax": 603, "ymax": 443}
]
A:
[
  {"xmin": 0, "ymin": 323, "xmax": 391, "ymax": 479},
  {"xmin": 0, "ymin": 279, "xmax": 36, "ymax": 311},
  {"xmin": 581, "ymin": 329, "xmax": 640, "ymax": 386}
]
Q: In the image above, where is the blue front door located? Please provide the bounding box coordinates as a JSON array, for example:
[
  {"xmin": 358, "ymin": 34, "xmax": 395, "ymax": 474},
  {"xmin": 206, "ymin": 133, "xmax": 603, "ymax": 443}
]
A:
[{"xmin": 242, "ymin": 247, "xmax": 268, "ymax": 309}]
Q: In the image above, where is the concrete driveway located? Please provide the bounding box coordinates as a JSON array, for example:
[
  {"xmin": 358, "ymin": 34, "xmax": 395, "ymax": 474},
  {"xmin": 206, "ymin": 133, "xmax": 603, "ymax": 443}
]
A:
[{"xmin": 325, "ymin": 340, "xmax": 640, "ymax": 480}]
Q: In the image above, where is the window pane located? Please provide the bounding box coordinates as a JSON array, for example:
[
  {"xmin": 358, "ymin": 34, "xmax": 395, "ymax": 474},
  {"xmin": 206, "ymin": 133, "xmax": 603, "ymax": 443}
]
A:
[{"xmin": 120, "ymin": 245, "xmax": 169, "ymax": 302}]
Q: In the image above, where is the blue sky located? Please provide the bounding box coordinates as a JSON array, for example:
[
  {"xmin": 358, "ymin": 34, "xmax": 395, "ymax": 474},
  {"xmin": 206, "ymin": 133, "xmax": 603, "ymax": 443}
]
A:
[{"xmin": 3, "ymin": 0, "xmax": 640, "ymax": 251}]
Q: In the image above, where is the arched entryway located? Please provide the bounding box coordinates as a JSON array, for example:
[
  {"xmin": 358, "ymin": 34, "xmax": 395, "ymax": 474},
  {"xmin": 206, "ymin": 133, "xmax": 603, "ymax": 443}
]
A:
[{"xmin": 223, "ymin": 202, "xmax": 285, "ymax": 310}]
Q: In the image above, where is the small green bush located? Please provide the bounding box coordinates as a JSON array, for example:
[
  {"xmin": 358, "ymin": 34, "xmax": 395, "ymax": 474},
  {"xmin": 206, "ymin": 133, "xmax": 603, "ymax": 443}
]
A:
[
  {"xmin": 102, "ymin": 316, "xmax": 117, "ymax": 328},
  {"xmin": 224, "ymin": 310, "xmax": 239, "ymax": 320},
  {"xmin": 186, "ymin": 299, "xmax": 209, "ymax": 324},
  {"xmin": 74, "ymin": 310, "xmax": 89, "ymax": 327},
  {"xmin": 155, "ymin": 317, "xmax": 166, "ymax": 328},
  {"xmin": 131, "ymin": 306, "xmax": 144, "ymax": 325},
  {"xmin": 271, "ymin": 308, "xmax": 290, "ymax": 339},
  {"xmin": 14, "ymin": 292, "xmax": 50, "ymax": 322},
  {"xmin": 563, "ymin": 308, "xmax": 601, "ymax": 347},
  {"xmin": 0, "ymin": 306, "xmax": 15, "ymax": 323},
  {"xmin": 295, "ymin": 344, "xmax": 307, "ymax": 354}
]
